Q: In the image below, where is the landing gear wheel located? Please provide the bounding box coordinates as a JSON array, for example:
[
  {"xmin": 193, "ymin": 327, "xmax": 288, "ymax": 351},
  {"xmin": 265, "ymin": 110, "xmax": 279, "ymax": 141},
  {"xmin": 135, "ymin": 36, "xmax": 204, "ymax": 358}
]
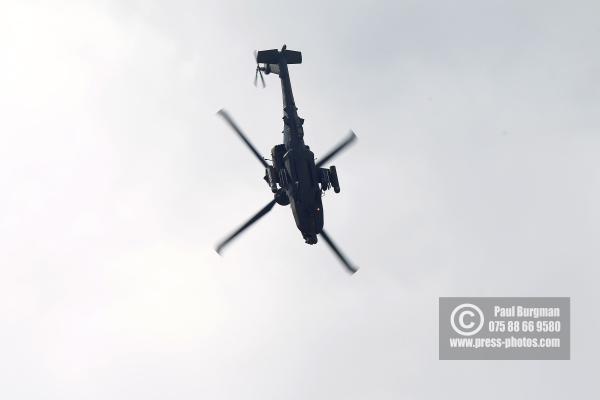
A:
[{"xmin": 274, "ymin": 188, "xmax": 290, "ymax": 206}]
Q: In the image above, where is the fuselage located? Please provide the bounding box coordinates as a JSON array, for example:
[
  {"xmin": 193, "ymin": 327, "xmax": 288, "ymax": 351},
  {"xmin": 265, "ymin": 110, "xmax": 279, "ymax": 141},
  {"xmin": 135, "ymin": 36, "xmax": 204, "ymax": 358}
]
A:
[{"xmin": 268, "ymin": 55, "xmax": 324, "ymax": 244}]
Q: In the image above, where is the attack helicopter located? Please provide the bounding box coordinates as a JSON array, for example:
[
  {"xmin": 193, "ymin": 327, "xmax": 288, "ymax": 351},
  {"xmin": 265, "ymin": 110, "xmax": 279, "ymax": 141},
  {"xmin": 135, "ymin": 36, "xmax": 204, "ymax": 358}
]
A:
[{"xmin": 216, "ymin": 45, "xmax": 358, "ymax": 273}]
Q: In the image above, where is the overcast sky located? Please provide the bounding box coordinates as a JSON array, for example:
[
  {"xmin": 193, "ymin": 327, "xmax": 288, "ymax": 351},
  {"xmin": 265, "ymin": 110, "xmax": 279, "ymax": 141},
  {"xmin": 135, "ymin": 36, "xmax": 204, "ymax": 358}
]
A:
[{"xmin": 1, "ymin": 0, "xmax": 599, "ymax": 398}]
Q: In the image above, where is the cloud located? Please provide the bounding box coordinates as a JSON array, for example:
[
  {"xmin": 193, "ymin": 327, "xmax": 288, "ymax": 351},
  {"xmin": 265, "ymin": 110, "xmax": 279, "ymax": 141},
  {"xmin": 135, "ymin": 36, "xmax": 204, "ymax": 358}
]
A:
[{"xmin": 1, "ymin": 1, "xmax": 598, "ymax": 398}]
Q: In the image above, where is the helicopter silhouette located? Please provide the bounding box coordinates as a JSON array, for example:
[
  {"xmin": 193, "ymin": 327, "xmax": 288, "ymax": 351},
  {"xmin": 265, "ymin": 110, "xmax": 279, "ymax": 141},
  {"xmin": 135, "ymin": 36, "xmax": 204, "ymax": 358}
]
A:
[{"xmin": 216, "ymin": 45, "xmax": 358, "ymax": 273}]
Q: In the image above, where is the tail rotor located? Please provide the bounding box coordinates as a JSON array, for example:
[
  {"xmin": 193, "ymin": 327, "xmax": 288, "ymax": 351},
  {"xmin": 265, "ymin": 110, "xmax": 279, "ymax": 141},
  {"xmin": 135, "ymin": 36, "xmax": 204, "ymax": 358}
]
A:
[{"xmin": 253, "ymin": 50, "xmax": 266, "ymax": 88}]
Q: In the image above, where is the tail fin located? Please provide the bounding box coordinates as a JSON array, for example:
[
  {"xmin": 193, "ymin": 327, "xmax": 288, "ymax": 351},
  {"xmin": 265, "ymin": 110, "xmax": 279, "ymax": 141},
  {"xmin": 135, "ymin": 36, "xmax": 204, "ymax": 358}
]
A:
[{"xmin": 256, "ymin": 48, "xmax": 302, "ymax": 65}]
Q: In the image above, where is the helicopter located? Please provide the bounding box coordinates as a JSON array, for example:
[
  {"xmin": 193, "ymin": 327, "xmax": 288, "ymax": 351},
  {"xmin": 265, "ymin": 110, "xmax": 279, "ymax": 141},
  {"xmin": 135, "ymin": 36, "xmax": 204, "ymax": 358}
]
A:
[{"xmin": 215, "ymin": 45, "xmax": 358, "ymax": 273}]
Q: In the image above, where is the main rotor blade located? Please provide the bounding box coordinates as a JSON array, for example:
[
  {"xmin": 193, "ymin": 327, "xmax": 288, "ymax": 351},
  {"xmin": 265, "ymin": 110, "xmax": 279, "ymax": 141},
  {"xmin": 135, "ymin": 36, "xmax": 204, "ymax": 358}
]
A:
[
  {"xmin": 216, "ymin": 199, "xmax": 277, "ymax": 254},
  {"xmin": 316, "ymin": 131, "xmax": 357, "ymax": 168},
  {"xmin": 217, "ymin": 109, "xmax": 268, "ymax": 168},
  {"xmin": 320, "ymin": 229, "xmax": 358, "ymax": 274}
]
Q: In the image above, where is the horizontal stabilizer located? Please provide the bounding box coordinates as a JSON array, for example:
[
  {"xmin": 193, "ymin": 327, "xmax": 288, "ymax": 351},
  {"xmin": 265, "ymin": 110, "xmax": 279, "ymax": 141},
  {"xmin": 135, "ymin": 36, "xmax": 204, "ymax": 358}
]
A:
[{"xmin": 256, "ymin": 49, "xmax": 302, "ymax": 65}]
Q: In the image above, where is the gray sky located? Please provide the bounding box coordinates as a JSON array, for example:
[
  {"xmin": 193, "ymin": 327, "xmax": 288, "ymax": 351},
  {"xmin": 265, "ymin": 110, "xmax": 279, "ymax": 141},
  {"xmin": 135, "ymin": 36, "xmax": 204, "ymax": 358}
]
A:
[{"xmin": 1, "ymin": 0, "xmax": 599, "ymax": 398}]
